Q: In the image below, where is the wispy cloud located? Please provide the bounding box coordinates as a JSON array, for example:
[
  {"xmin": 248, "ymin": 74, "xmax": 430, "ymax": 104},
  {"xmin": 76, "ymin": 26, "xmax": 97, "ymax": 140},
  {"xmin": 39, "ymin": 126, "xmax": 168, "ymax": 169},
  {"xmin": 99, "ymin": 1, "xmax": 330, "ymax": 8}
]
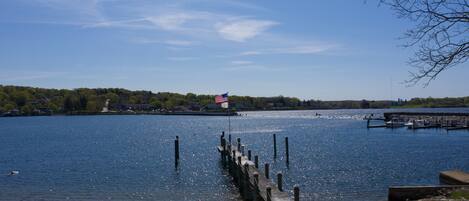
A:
[
  {"xmin": 20, "ymin": 1, "xmax": 342, "ymax": 59},
  {"xmin": 241, "ymin": 44, "xmax": 338, "ymax": 56},
  {"xmin": 168, "ymin": 57, "xmax": 199, "ymax": 61},
  {"xmin": 240, "ymin": 51, "xmax": 263, "ymax": 56},
  {"xmin": 131, "ymin": 38, "xmax": 197, "ymax": 46},
  {"xmin": 165, "ymin": 40, "xmax": 196, "ymax": 46},
  {"xmin": 146, "ymin": 12, "xmax": 213, "ymax": 31},
  {"xmin": 216, "ymin": 19, "xmax": 278, "ymax": 42},
  {"xmin": 222, "ymin": 65, "xmax": 283, "ymax": 71},
  {"xmin": 231, "ymin": 60, "xmax": 253, "ymax": 65}
]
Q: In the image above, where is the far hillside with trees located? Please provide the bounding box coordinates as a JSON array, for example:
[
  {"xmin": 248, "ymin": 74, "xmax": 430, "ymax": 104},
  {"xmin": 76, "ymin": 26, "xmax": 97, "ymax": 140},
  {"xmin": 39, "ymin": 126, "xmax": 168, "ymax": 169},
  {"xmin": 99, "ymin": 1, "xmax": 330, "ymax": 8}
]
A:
[{"xmin": 0, "ymin": 85, "xmax": 468, "ymax": 116}]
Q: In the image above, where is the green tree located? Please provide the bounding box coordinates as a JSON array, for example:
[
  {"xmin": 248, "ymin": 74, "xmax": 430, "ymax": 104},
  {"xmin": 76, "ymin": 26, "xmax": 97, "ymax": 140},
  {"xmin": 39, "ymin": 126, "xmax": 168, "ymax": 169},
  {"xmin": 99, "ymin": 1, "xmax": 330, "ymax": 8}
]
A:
[
  {"xmin": 86, "ymin": 101, "xmax": 98, "ymax": 112},
  {"xmin": 3, "ymin": 102, "xmax": 17, "ymax": 111},
  {"xmin": 149, "ymin": 97, "xmax": 163, "ymax": 109},
  {"xmin": 21, "ymin": 104, "xmax": 33, "ymax": 115}
]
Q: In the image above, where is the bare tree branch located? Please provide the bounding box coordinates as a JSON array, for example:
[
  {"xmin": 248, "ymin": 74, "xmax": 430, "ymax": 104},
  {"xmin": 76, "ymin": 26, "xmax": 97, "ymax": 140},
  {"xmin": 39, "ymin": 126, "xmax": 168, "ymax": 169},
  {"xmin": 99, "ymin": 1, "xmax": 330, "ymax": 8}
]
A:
[{"xmin": 381, "ymin": 0, "xmax": 469, "ymax": 86}]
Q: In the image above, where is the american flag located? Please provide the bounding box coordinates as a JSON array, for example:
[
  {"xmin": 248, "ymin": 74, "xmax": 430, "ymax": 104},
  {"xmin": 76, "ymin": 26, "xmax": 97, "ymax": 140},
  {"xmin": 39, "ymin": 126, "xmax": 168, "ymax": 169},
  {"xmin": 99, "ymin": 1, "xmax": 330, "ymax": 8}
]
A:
[{"xmin": 215, "ymin": 92, "xmax": 228, "ymax": 104}]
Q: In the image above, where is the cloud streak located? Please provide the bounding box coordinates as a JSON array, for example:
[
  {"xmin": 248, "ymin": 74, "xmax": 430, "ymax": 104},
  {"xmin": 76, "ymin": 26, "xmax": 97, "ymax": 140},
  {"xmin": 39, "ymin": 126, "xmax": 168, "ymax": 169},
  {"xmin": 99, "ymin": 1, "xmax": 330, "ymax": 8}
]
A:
[
  {"xmin": 131, "ymin": 38, "xmax": 197, "ymax": 46},
  {"xmin": 216, "ymin": 19, "xmax": 277, "ymax": 42},
  {"xmin": 240, "ymin": 44, "xmax": 338, "ymax": 56},
  {"xmin": 222, "ymin": 65, "xmax": 284, "ymax": 72},
  {"xmin": 231, "ymin": 60, "xmax": 253, "ymax": 65},
  {"xmin": 168, "ymin": 57, "xmax": 199, "ymax": 61}
]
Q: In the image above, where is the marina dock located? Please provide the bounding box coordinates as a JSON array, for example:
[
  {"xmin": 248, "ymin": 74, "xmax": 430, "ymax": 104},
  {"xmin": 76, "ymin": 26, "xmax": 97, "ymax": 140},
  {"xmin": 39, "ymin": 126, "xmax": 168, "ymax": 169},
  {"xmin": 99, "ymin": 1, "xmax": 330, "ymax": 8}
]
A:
[{"xmin": 367, "ymin": 112, "xmax": 469, "ymax": 130}]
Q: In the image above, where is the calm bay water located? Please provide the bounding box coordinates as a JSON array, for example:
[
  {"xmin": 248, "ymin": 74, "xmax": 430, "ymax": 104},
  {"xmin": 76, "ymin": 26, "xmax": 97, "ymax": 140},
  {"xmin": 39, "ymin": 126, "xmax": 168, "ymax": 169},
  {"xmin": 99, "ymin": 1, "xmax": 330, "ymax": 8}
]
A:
[{"xmin": 1, "ymin": 108, "xmax": 469, "ymax": 201}]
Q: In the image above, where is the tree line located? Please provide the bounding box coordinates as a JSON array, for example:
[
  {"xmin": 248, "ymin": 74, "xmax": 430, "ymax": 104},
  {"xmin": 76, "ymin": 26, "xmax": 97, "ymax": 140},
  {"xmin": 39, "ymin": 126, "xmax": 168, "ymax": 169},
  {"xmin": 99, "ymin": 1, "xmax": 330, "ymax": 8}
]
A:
[{"xmin": 0, "ymin": 85, "xmax": 467, "ymax": 116}]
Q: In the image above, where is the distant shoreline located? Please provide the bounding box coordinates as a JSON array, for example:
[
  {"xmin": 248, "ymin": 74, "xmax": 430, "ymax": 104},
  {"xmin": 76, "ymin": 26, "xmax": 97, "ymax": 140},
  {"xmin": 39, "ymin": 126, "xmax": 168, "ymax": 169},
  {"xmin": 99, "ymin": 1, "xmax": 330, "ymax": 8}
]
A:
[
  {"xmin": 3, "ymin": 107, "xmax": 469, "ymax": 118},
  {"xmin": 1, "ymin": 111, "xmax": 238, "ymax": 118},
  {"xmin": 1, "ymin": 85, "xmax": 468, "ymax": 118}
]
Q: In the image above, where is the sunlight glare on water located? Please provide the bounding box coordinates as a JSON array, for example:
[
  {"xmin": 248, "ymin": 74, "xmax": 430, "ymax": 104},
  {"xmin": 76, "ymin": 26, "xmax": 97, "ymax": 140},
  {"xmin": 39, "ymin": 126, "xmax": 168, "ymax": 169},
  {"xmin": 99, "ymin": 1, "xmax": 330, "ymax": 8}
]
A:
[{"xmin": 1, "ymin": 108, "xmax": 469, "ymax": 201}]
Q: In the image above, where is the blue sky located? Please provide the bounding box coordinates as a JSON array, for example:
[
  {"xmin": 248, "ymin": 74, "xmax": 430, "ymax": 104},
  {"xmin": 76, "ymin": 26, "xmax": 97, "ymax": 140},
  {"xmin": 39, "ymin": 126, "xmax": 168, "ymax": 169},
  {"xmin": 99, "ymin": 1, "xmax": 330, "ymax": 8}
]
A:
[{"xmin": 0, "ymin": 0, "xmax": 467, "ymax": 100}]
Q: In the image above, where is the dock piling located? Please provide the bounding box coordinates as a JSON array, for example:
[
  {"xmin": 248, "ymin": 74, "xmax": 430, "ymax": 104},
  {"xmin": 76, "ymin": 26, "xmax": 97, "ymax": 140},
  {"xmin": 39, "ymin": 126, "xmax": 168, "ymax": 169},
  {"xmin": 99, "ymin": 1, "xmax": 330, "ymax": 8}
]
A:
[
  {"xmin": 294, "ymin": 185, "xmax": 300, "ymax": 201},
  {"xmin": 254, "ymin": 155, "xmax": 259, "ymax": 169},
  {"xmin": 285, "ymin": 137, "xmax": 290, "ymax": 164},
  {"xmin": 248, "ymin": 150, "xmax": 252, "ymax": 160},
  {"xmin": 253, "ymin": 172, "xmax": 259, "ymax": 201},
  {"xmin": 266, "ymin": 186, "xmax": 272, "ymax": 201},
  {"xmin": 237, "ymin": 156, "xmax": 242, "ymax": 183},
  {"xmin": 221, "ymin": 132, "xmax": 224, "ymax": 146},
  {"xmin": 237, "ymin": 138, "xmax": 241, "ymax": 151},
  {"xmin": 241, "ymin": 145, "xmax": 245, "ymax": 156},
  {"xmin": 265, "ymin": 163, "xmax": 270, "ymax": 179},
  {"xmin": 244, "ymin": 163, "xmax": 251, "ymax": 199},
  {"xmin": 175, "ymin": 136, "xmax": 180, "ymax": 167},
  {"xmin": 229, "ymin": 134, "xmax": 232, "ymax": 144},
  {"xmin": 273, "ymin": 134, "xmax": 277, "ymax": 158},
  {"xmin": 221, "ymin": 138, "xmax": 227, "ymax": 167},
  {"xmin": 277, "ymin": 172, "xmax": 283, "ymax": 191}
]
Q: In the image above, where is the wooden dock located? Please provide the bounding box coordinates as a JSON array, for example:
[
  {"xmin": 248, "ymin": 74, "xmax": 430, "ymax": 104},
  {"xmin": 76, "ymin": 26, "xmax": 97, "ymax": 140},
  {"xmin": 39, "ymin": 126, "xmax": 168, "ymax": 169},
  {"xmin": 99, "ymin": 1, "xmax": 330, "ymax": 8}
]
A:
[{"xmin": 217, "ymin": 134, "xmax": 297, "ymax": 201}]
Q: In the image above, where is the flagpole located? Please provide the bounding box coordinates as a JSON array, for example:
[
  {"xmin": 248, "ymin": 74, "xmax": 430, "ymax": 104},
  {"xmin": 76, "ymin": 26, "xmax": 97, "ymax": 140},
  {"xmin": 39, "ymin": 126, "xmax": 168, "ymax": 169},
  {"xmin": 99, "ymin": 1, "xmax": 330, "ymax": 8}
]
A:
[{"xmin": 226, "ymin": 103, "xmax": 230, "ymax": 136}]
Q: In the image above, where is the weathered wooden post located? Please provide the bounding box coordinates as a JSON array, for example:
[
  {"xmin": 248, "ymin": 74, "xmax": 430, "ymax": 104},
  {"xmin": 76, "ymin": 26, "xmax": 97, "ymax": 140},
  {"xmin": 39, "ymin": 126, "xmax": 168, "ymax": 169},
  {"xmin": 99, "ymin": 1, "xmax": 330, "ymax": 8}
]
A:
[
  {"xmin": 237, "ymin": 138, "xmax": 241, "ymax": 151},
  {"xmin": 222, "ymin": 138, "xmax": 227, "ymax": 168},
  {"xmin": 266, "ymin": 186, "xmax": 272, "ymax": 201},
  {"xmin": 264, "ymin": 163, "xmax": 270, "ymax": 179},
  {"xmin": 254, "ymin": 155, "xmax": 259, "ymax": 169},
  {"xmin": 241, "ymin": 145, "xmax": 245, "ymax": 156},
  {"xmin": 273, "ymin": 134, "xmax": 277, "ymax": 158},
  {"xmin": 232, "ymin": 151, "xmax": 236, "ymax": 176},
  {"xmin": 227, "ymin": 144, "xmax": 232, "ymax": 171},
  {"xmin": 237, "ymin": 156, "xmax": 242, "ymax": 184},
  {"xmin": 294, "ymin": 185, "xmax": 300, "ymax": 201},
  {"xmin": 253, "ymin": 172, "xmax": 259, "ymax": 201},
  {"xmin": 248, "ymin": 150, "xmax": 252, "ymax": 160},
  {"xmin": 229, "ymin": 134, "xmax": 232, "ymax": 144},
  {"xmin": 243, "ymin": 163, "xmax": 250, "ymax": 199},
  {"xmin": 175, "ymin": 136, "xmax": 179, "ymax": 167},
  {"xmin": 220, "ymin": 132, "xmax": 225, "ymax": 152},
  {"xmin": 277, "ymin": 172, "xmax": 283, "ymax": 191},
  {"xmin": 285, "ymin": 137, "xmax": 289, "ymax": 164}
]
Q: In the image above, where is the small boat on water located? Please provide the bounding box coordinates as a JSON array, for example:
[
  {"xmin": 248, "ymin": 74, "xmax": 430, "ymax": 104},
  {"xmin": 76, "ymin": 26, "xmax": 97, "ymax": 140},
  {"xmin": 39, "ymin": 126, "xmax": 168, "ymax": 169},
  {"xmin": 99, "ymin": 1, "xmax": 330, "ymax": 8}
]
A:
[
  {"xmin": 405, "ymin": 120, "xmax": 429, "ymax": 129},
  {"xmin": 385, "ymin": 118, "xmax": 405, "ymax": 128}
]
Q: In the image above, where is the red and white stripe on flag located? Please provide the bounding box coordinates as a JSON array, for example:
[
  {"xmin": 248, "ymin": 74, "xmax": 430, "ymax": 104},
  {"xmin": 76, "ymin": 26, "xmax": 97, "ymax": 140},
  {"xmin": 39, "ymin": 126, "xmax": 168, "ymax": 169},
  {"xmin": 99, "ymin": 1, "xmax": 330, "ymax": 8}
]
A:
[{"xmin": 215, "ymin": 93, "xmax": 228, "ymax": 104}]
